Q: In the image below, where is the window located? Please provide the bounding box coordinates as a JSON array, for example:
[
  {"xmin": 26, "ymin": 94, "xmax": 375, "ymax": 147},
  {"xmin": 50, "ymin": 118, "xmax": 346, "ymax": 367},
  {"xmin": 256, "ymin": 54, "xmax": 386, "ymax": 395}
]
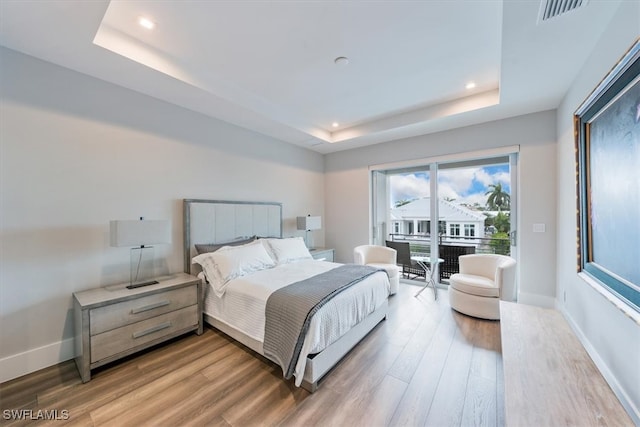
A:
[
  {"xmin": 438, "ymin": 221, "xmax": 447, "ymax": 236},
  {"xmin": 464, "ymin": 224, "xmax": 475, "ymax": 237},
  {"xmin": 450, "ymin": 224, "xmax": 460, "ymax": 236},
  {"xmin": 407, "ymin": 221, "xmax": 414, "ymax": 235},
  {"xmin": 371, "ymin": 147, "xmax": 518, "ymax": 264},
  {"xmin": 417, "ymin": 221, "xmax": 429, "ymax": 234},
  {"xmin": 575, "ymin": 40, "xmax": 640, "ymax": 312},
  {"xmin": 393, "ymin": 222, "xmax": 400, "ymax": 233}
]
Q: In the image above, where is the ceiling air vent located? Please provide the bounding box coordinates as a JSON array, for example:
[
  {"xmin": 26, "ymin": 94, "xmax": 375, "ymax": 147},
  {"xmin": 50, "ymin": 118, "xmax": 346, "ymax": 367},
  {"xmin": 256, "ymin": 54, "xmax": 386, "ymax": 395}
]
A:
[{"xmin": 538, "ymin": 0, "xmax": 589, "ymax": 23}]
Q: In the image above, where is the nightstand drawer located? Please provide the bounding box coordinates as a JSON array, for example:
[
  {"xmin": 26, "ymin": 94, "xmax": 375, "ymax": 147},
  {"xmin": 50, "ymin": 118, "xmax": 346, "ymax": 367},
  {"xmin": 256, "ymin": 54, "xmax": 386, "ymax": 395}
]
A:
[
  {"xmin": 90, "ymin": 285, "xmax": 197, "ymax": 335},
  {"xmin": 91, "ymin": 304, "xmax": 198, "ymax": 363}
]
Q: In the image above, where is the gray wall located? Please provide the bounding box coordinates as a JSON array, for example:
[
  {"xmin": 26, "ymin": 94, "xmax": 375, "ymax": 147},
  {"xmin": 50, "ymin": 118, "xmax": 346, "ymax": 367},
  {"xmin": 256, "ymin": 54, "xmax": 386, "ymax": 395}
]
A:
[
  {"xmin": 0, "ymin": 47, "xmax": 325, "ymax": 381},
  {"xmin": 323, "ymin": 1, "xmax": 640, "ymax": 417},
  {"xmin": 556, "ymin": 1, "xmax": 640, "ymax": 419},
  {"xmin": 325, "ymin": 110, "xmax": 558, "ymax": 307}
]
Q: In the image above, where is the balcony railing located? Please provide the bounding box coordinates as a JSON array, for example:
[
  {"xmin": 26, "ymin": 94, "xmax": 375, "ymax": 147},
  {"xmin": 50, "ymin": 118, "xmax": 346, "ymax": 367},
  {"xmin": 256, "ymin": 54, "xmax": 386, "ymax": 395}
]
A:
[{"xmin": 387, "ymin": 233, "xmax": 511, "ymax": 282}]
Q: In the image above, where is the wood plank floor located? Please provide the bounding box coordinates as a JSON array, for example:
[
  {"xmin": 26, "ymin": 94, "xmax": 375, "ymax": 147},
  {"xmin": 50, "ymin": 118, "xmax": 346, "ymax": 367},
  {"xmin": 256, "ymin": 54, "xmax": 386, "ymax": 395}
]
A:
[{"xmin": 0, "ymin": 282, "xmax": 504, "ymax": 427}]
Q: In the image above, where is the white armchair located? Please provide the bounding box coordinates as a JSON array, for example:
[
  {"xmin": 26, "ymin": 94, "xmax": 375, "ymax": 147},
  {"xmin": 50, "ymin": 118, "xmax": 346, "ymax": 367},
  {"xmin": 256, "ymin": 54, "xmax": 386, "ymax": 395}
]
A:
[
  {"xmin": 353, "ymin": 245, "xmax": 400, "ymax": 295},
  {"xmin": 448, "ymin": 254, "xmax": 516, "ymax": 320}
]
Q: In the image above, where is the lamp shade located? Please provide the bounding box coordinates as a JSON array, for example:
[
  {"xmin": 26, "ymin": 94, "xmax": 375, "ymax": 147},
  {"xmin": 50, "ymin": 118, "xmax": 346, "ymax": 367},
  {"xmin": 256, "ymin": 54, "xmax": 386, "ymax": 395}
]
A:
[
  {"xmin": 110, "ymin": 219, "xmax": 171, "ymax": 247},
  {"xmin": 297, "ymin": 216, "xmax": 321, "ymax": 231}
]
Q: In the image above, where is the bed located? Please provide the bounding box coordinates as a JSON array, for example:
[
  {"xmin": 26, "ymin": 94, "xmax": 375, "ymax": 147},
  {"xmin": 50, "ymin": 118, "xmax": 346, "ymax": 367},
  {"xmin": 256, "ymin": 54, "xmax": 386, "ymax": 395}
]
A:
[{"xmin": 183, "ymin": 199, "xmax": 390, "ymax": 392}]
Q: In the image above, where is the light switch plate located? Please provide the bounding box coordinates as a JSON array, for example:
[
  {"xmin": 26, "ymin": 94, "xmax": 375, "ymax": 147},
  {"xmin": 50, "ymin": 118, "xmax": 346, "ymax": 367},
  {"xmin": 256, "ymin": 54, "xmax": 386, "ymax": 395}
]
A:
[{"xmin": 533, "ymin": 223, "xmax": 546, "ymax": 233}]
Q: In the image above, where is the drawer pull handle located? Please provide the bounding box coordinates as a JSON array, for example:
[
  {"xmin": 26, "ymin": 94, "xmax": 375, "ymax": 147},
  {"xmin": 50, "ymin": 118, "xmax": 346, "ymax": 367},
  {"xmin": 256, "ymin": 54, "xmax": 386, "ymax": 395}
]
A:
[
  {"xmin": 133, "ymin": 322, "xmax": 172, "ymax": 339},
  {"xmin": 131, "ymin": 300, "xmax": 170, "ymax": 314}
]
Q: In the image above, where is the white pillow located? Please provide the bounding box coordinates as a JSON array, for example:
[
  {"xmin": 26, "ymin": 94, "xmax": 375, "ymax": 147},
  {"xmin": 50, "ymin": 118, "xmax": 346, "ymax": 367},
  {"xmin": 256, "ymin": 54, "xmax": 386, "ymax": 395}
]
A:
[
  {"xmin": 192, "ymin": 241, "xmax": 275, "ymax": 297},
  {"xmin": 264, "ymin": 237, "xmax": 313, "ymax": 264}
]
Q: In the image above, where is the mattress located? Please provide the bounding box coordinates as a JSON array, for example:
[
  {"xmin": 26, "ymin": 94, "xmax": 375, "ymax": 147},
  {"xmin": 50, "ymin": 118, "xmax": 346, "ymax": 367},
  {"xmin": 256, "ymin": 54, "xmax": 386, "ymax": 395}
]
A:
[{"xmin": 202, "ymin": 259, "xmax": 390, "ymax": 384}]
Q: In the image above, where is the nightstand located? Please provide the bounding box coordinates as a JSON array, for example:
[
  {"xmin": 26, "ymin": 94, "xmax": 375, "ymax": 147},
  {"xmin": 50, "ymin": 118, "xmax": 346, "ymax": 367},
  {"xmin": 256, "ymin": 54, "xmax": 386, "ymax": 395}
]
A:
[
  {"xmin": 73, "ymin": 273, "xmax": 202, "ymax": 382},
  {"xmin": 310, "ymin": 247, "xmax": 335, "ymax": 262}
]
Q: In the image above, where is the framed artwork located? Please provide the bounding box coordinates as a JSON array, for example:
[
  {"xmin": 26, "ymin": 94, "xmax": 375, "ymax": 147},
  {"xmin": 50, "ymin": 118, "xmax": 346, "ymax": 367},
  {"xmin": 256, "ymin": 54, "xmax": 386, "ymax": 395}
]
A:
[{"xmin": 575, "ymin": 39, "xmax": 640, "ymax": 312}]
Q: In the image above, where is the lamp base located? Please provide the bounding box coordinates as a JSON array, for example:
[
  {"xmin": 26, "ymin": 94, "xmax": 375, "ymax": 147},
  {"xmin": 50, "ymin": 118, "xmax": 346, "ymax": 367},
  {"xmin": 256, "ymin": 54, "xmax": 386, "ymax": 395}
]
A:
[
  {"xmin": 126, "ymin": 279, "xmax": 160, "ymax": 289},
  {"xmin": 130, "ymin": 246, "xmax": 156, "ymax": 288},
  {"xmin": 304, "ymin": 230, "xmax": 316, "ymax": 249}
]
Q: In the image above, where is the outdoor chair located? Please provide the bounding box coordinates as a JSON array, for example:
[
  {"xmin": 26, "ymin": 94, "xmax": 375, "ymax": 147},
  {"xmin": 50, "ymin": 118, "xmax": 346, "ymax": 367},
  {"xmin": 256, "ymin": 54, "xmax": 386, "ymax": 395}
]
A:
[
  {"xmin": 385, "ymin": 240, "xmax": 426, "ymax": 280},
  {"xmin": 438, "ymin": 244, "xmax": 476, "ymax": 281}
]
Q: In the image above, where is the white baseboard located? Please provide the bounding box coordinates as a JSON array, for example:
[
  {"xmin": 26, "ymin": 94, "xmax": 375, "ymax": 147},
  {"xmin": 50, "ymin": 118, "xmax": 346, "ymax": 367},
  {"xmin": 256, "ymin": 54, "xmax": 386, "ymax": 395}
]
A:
[
  {"xmin": 517, "ymin": 291, "xmax": 556, "ymax": 308},
  {"xmin": 0, "ymin": 338, "xmax": 75, "ymax": 383},
  {"xmin": 561, "ymin": 307, "xmax": 640, "ymax": 425}
]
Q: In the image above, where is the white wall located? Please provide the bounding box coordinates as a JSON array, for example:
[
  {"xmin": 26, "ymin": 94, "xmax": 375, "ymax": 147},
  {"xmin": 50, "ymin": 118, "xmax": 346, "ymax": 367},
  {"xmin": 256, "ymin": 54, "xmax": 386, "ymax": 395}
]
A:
[
  {"xmin": 0, "ymin": 47, "xmax": 325, "ymax": 382},
  {"xmin": 556, "ymin": 1, "xmax": 640, "ymax": 420},
  {"xmin": 325, "ymin": 110, "xmax": 557, "ymax": 307}
]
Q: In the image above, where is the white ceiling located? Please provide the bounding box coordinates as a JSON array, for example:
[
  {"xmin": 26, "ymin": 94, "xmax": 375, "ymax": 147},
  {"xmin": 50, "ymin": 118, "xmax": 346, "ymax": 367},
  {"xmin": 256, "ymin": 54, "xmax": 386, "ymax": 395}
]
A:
[{"xmin": 0, "ymin": 0, "xmax": 627, "ymax": 154}]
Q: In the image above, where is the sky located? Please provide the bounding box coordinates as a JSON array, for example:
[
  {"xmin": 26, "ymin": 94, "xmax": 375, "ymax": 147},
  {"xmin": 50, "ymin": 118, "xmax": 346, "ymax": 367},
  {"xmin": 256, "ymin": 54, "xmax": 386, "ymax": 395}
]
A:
[{"xmin": 390, "ymin": 164, "xmax": 510, "ymax": 207}]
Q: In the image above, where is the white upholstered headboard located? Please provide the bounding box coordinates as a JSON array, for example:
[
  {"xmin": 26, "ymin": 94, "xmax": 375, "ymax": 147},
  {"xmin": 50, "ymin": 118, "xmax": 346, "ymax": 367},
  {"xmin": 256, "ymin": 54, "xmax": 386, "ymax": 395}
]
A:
[{"xmin": 183, "ymin": 199, "xmax": 282, "ymax": 274}]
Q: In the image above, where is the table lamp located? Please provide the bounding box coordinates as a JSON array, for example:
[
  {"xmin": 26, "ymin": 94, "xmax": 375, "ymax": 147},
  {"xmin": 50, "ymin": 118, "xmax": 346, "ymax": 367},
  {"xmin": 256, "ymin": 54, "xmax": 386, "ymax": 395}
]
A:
[{"xmin": 296, "ymin": 215, "xmax": 321, "ymax": 249}]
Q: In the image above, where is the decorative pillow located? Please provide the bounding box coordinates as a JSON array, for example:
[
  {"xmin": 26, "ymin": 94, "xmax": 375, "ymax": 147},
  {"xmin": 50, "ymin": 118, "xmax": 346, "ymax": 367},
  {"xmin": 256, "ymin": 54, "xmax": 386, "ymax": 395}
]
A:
[
  {"xmin": 192, "ymin": 241, "xmax": 275, "ymax": 296},
  {"xmin": 264, "ymin": 237, "xmax": 313, "ymax": 264},
  {"xmin": 194, "ymin": 236, "xmax": 256, "ymax": 255}
]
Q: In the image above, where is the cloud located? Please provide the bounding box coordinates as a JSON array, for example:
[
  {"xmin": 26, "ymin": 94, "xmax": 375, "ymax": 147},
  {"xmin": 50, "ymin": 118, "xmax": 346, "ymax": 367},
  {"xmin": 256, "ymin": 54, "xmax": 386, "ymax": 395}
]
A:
[
  {"xmin": 390, "ymin": 174, "xmax": 430, "ymax": 202},
  {"xmin": 474, "ymin": 168, "xmax": 494, "ymax": 186},
  {"xmin": 390, "ymin": 165, "xmax": 510, "ymax": 206},
  {"xmin": 494, "ymin": 171, "xmax": 510, "ymax": 187},
  {"xmin": 459, "ymin": 192, "xmax": 489, "ymax": 206},
  {"xmin": 437, "ymin": 182, "xmax": 462, "ymax": 200},
  {"xmin": 439, "ymin": 168, "xmax": 479, "ymax": 194}
]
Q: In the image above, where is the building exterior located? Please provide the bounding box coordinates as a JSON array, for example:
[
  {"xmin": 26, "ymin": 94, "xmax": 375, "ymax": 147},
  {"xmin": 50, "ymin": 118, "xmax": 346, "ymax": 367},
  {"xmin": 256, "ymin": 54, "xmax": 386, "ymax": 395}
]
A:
[{"xmin": 390, "ymin": 197, "xmax": 486, "ymax": 244}]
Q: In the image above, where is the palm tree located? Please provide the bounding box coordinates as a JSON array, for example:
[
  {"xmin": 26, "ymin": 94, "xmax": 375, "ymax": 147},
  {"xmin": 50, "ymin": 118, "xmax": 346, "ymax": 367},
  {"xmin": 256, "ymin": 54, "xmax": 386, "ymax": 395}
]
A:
[{"xmin": 485, "ymin": 183, "xmax": 510, "ymax": 211}]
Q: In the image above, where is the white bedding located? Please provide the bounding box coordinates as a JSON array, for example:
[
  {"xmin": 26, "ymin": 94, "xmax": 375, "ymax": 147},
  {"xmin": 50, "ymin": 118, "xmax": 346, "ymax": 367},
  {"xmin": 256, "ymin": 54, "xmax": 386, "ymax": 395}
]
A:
[{"xmin": 202, "ymin": 259, "xmax": 390, "ymax": 385}]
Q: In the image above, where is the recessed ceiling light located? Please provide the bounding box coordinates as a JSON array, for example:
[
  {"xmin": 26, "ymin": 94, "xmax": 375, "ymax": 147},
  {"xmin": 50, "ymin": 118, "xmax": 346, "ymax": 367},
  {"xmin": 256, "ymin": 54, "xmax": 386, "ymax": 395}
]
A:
[
  {"xmin": 465, "ymin": 82, "xmax": 476, "ymax": 90},
  {"xmin": 138, "ymin": 17, "xmax": 155, "ymax": 30},
  {"xmin": 332, "ymin": 122, "xmax": 339, "ymax": 128},
  {"xmin": 334, "ymin": 57, "xmax": 349, "ymax": 66}
]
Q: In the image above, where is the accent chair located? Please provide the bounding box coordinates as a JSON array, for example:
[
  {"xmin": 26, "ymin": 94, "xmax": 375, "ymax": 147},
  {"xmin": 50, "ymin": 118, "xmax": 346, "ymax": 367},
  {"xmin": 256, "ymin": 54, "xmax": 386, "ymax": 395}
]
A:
[
  {"xmin": 448, "ymin": 254, "xmax": 516, "ymax": 320},
  {"xmin": 353, "ymin": 245, "xmax": 400, "ymax": 295}
]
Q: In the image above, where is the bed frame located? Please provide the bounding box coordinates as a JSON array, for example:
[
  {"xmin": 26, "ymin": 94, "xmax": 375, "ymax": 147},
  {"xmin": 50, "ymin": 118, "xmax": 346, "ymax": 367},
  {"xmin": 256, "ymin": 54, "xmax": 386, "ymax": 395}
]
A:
[{"xmin": 183, "ymin": 199, "xmax": 388, "ymax": 392}]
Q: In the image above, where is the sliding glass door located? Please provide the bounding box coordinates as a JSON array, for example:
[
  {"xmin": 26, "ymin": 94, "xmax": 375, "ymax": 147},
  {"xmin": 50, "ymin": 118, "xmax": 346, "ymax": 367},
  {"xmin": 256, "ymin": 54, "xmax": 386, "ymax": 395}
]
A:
[{"xmin": 371, "ymin": 150, "xmax": 518, "ymax": 286}]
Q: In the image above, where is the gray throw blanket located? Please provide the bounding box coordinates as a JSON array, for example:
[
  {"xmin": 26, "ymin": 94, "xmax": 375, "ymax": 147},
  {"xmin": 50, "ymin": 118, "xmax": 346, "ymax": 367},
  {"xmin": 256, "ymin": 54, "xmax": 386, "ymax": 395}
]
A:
[{"xmin": 263, "ymin": 264, "xmax": 384, "ymax": 380}]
